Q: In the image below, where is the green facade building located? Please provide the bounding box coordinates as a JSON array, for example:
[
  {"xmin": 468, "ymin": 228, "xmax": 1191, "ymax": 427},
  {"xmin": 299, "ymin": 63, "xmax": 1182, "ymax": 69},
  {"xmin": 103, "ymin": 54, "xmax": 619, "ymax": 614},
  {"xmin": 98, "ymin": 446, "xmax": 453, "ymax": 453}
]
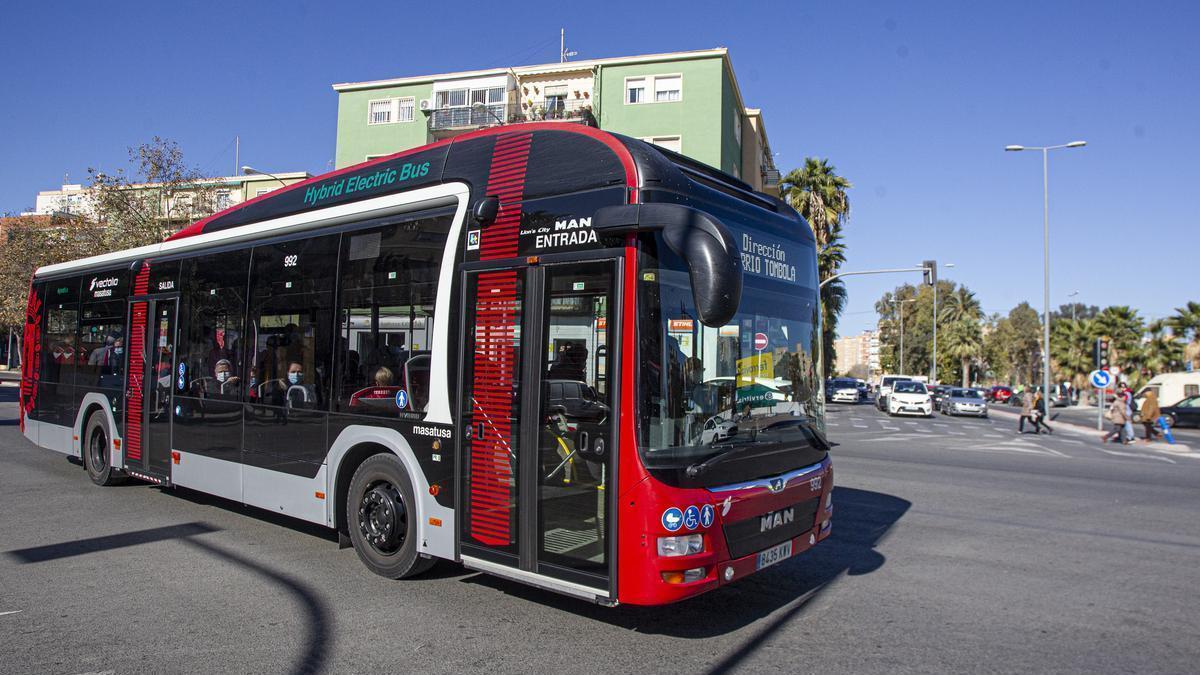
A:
[{"xmin": 332, "ymin": 48, "xmax": 779, "ymax": 194}]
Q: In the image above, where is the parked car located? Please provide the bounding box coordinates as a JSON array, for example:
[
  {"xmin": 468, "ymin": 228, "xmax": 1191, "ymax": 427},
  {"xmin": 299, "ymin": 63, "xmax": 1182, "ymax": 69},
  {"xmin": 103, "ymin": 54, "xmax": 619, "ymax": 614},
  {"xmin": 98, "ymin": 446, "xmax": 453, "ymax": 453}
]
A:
[
  {"xmin": 930, "ymin": 385, "xmax": 953, "ymax": 408},
  {"xmin": 887, "ymin": 380, "xmax": 933, "ymax": 417},
  {"xmin": 545, "ymin": 379, "xmax": 610, "ymax": 423},
  {"xmin": 1160, "ymin": 395, "xmax": 1200, "ymax": 428},
  {"xmin": 700, "ymin": 415, "xmax": 738, "ymax": 444},
  {"xmin": 940, "ymin": 387, "xmax": 988, "ymax": 417},
  {"xmin": 986, "ymin": 386, "xmax": 1013, "ymax": 403}
]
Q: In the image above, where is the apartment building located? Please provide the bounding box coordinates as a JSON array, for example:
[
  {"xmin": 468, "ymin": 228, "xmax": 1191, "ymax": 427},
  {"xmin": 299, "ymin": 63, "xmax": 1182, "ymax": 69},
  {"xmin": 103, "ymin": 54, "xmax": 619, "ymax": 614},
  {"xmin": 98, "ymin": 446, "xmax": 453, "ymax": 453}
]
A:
[
  {"xmin": 331, "ymin": 48, "xmax": 780, "ymax": 193},
  {"xmin": 835, "ymin": 330, "xmax": 881, "ymax": 379},
  {"xmin": 28, "ymin": 172, "xmax": 311, "ymax": 225}
]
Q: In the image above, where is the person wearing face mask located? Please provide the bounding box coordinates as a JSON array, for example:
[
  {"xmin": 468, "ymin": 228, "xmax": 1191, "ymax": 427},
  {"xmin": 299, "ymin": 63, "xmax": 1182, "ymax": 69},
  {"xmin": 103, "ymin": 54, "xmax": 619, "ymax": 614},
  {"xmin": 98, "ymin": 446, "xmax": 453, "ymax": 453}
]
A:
[
  {"xmin": 213, "ymin": 359, "xmax": 240, "ymax": 395},
  {"xmin": 285, "ymin": 361, "xmax": 316, "ymax": 408}
]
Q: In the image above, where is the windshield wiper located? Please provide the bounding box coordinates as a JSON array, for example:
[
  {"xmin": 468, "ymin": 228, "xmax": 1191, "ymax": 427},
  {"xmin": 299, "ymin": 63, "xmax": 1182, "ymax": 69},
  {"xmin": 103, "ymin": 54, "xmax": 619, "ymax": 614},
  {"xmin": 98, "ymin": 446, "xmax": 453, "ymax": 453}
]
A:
[{"xmin": 684, "ymin": 419, "xmax": 830, "ymax": 478}]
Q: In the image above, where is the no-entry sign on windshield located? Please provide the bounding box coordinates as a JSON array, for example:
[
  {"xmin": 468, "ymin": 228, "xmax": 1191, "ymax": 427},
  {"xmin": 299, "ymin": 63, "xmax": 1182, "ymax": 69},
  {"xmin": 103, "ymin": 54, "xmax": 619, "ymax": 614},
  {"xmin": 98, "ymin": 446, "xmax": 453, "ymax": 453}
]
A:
[{"xmin": 754, "ymin": 332, "xmax": 768, "ymax": 350}]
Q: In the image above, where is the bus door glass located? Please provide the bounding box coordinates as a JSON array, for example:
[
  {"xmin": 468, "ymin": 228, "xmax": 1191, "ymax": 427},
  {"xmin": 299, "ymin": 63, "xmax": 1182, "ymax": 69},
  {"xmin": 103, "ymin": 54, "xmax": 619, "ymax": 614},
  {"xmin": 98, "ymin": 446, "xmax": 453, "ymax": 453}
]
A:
[
  {"xmin": 459, "ymin": 258, "xmax": 618, "ymax": 592},
  {"xmin": 534, "ymin": 260, "xmax": 617, "ymax": 588},
  {"xmin": 125, "ymin": 296, "xmax": 177, "ymax": 478}
]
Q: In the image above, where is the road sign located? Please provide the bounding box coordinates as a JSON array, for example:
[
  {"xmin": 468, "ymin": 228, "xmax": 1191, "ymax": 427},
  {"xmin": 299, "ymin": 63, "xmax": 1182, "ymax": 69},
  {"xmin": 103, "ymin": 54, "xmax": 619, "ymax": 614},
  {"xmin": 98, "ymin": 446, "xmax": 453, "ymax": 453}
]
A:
[
  {"xmin": 754, "ymin": 332, "xmax": 768, "ymax": 350},
  {"xmin": 1089, "ymin": 369, "xmax": 1112, "ymax": 389}
]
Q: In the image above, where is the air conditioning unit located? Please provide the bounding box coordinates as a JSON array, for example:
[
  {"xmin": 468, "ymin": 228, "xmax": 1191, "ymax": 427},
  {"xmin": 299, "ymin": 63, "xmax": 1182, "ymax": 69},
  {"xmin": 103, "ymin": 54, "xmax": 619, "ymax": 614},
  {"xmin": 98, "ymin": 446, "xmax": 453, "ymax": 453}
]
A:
[{"xmin": 419, "ymin": 99, "xmax": 433, "ymax": 112}]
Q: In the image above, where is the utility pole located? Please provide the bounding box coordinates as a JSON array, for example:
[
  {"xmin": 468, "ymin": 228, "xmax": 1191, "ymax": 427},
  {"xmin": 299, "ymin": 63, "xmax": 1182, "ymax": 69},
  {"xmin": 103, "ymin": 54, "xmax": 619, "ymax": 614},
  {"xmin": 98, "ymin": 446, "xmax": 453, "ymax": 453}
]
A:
[
  {"xmin": 560, "ymin": 28, "xmax": 577, "ymax": 63},
  {"xmin": 234, "ymin": 135, "xmax": 239, "ymax": 178}
]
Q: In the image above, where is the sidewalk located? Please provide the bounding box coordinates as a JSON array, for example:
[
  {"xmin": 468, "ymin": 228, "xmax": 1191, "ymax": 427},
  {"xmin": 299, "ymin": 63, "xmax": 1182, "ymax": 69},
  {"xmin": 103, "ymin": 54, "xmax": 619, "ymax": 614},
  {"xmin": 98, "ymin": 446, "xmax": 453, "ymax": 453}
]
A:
[{"xmin": 989, "ymin": 405, "xmax": 1194, "ymax": 456}]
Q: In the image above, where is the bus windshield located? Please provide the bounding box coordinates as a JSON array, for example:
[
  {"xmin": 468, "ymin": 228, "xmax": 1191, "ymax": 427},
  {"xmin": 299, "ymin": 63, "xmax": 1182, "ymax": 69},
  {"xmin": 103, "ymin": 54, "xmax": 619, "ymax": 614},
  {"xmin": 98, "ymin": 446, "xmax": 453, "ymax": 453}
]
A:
[{"xmin": 636, "ymin": 227, "xmax": 825, "ymax": 487}]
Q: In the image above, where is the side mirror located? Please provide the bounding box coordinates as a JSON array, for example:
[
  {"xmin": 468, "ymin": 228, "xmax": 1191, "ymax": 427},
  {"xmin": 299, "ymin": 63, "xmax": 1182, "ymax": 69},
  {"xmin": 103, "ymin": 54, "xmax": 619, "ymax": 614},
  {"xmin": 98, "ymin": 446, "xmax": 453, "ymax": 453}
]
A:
[
  {"xmin": 472, "ymin": 196, "xmax": 500, "ymax": 223},
  {"xmin": 591, "ymin": 204, "xmax": 742, "ymax": 326}
]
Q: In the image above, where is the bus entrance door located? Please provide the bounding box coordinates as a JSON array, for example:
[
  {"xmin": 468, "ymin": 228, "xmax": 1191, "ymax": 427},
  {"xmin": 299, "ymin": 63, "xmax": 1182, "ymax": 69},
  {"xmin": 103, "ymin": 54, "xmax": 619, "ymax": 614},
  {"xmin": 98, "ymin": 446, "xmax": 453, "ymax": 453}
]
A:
[
  {"xmin": 124, "ymin": 297, "xmax": 178, "ymax": 482},
  {"xmin": 459, "ymin": 258, "xmax": 619, "ymax": 600}
]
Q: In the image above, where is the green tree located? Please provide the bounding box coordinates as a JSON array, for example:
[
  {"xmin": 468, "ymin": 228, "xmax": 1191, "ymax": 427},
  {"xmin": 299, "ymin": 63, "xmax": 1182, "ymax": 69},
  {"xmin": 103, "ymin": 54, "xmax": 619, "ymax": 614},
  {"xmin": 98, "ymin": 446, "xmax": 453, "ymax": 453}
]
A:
[
  {"xmin": 780, "ymin": 158, "xmax": 851, "ymax": 378},
  {"xmin": 1168, "ymin": 301, "xmax": 1200, "ymax": 370},
  {"xmin": 1050, "ymin": 317, "xmax": 1096, "ymax": 389},
  {"xmin": 1094, "ymin": 305, "xmax": 1143, "ymax": 376},
  {"xmin": 1138, "ymin": 319, "xmax": 1184, "ymax": 378}
]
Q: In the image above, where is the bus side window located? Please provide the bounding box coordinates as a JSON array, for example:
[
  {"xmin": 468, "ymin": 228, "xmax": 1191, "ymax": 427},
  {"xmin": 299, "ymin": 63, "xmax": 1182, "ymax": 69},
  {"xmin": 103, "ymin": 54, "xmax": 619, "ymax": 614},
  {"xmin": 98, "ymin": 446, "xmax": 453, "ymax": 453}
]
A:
[
  {"xmin": 179, "ymin": 251, "xmax": 250, "ymax": 401},
  {"xmin": 77, "ymin": 300, "xmax": 126, "ymax": 389},
  {"xmin": 334, "ymin": 211, "xmax": 451, "ymax": 416},
  {"xmin": 247, "ymin": 234, "xmax": 338, "ymax": 411}
]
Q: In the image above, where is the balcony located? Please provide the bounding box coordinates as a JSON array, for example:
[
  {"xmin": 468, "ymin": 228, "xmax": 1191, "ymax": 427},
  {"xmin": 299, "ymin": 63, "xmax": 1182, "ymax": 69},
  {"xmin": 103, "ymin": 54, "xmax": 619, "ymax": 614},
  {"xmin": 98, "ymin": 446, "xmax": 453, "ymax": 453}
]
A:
[
  {"xmin": 428, "ymin": 104, "xmax": 513, "ymax": 134},
  {"xmin": 761, "ymin": 167, "xmax": 781, "ymax": 189},
  {"xmin": 428, "ymin": 99, "xmax": 596, "ymax": 135},
  {"xmin": 513, "ymin": 98, "xmax": 595, "ymax": 124}
]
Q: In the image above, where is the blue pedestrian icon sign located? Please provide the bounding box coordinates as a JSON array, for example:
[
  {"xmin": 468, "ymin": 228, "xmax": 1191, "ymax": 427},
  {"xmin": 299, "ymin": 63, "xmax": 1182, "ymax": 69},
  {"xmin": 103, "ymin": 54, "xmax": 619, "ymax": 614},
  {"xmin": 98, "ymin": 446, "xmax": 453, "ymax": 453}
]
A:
[
  {"xmin": 1089, "ymin": 369, "xmax": 1112, "ymax": 389},
  {"xmin": 700, "ymin": 504, "xmax": 715, "ymax": 528},
  {"xmin": 395, "ymin": 389, "xmax": 409, "ymax": 409},
  {"xmin": 662, "ymin": 507, "xmax": 684, "ymax": 532}
]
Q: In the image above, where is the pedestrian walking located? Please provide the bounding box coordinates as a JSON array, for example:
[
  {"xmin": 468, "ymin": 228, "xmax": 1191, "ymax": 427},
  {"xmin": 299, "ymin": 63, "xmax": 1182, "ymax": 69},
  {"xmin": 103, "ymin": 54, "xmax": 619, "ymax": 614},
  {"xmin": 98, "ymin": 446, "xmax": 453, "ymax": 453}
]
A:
[
  {"xmin": 1121, "ymin": 384, "xmax": 1136, "ymax": 445},
  {"xmin": 1139, "ymin": 388, "xmax": 1161, "ymax": 443},
  {"xmin": 1102, "ymin": 395, "xmax": 1129, "ymax": 443},
  {"xmin": 1032, "ymin": 391, "xmax": 1053, "ymax": 434},
  {"xmin": 1018, "ymin": 390, "xmax": 1035, "ymax": 433}
]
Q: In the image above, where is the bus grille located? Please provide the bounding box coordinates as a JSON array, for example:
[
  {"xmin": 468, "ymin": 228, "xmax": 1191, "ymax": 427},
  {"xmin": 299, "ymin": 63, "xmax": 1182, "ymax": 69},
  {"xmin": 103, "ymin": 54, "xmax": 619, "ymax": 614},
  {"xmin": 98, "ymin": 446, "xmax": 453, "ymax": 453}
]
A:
[{"xmin": 722, "ymin": 497, "xmax": 820, "ymax": 559}]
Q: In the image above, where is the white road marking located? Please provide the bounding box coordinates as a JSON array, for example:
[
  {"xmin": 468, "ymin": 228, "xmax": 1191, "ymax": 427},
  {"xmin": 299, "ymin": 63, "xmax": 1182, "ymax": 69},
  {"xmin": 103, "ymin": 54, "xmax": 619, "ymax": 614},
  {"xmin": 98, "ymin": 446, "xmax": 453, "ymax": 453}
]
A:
[
  {"xmin": 982, "ymin": 434, "xmax": 1005, "ymax": 439},
  {"xmin": 1096, "ymin": 447, "xmax": 1177, "ymax": 463},
  {"xmin": 850, "ymin": 417, "xmax": 864, "ymax": 423},
  {"xmin": 0, "ymin": 610, "xmax": 22, "ymax": 617},
  {"xmin": 933, "ymin": 423, "xmax": 949, "ymax": 428}
]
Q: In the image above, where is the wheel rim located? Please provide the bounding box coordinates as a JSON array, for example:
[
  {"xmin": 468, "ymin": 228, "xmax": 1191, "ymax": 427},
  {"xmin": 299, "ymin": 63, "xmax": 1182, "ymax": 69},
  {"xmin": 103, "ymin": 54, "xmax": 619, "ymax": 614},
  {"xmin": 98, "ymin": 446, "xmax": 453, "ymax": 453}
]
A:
[
  {"xmin": 88, "ymin": 427, "xmax": 107, "ymax": 473},
  {"xmin": 358, "ymin": 481, "xmax": 407, "ymax": 556}
]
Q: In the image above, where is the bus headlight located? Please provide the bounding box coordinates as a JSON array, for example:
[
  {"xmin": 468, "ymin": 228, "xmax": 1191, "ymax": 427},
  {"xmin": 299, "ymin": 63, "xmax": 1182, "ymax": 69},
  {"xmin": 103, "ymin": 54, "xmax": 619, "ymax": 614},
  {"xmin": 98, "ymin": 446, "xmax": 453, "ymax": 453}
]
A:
[{"xmin": 657, "ymin": 534, "xmax": 704, "ymax": 556}]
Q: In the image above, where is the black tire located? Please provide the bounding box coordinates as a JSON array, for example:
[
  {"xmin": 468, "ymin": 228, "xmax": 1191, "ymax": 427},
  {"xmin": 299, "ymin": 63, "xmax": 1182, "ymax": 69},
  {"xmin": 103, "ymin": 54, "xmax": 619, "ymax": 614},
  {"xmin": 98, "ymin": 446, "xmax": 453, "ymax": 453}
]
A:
[
  {"xmin": 83, "ymin": 412, "xmax": 123, "ymax": 486},
  {"xmin": 1166, "ymin": 413, "xmax": 1177, "ymax": 428},
  {"xmin": 346, "ymin": 453, "xmax": 434, "ymax": 579}
]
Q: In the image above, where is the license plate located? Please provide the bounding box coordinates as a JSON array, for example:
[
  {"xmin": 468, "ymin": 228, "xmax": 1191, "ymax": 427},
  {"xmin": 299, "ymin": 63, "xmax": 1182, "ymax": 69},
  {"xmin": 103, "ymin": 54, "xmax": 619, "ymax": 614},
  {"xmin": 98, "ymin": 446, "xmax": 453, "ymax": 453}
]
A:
[{"xmin": 756, "ymin": 540, "xmax": 793, "ymax": 570}]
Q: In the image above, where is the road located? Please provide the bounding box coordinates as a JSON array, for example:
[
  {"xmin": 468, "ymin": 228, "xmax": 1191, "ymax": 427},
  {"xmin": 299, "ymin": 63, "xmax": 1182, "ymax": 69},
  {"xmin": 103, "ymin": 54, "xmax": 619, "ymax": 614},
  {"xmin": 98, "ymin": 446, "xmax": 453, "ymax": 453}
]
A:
[{"xmin": 2, "ymin": 383, "xmax": 1199, "ymax": 674}]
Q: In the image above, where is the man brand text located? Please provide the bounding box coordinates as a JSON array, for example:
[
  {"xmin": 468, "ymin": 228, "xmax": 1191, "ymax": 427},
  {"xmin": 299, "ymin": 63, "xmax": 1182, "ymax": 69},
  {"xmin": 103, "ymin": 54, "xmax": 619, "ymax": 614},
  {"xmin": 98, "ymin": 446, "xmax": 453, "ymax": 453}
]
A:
[
  {"xmin": 412, "ymin": 425, "xmax": 452, "ymax": 439},
  {"xmin": 302, "ymin": 162, "xmax": 431, "ymax": 207},
  {"xmin": 536, "ymin": 216, "xmax": 597, "ymax": 249},
  {"xmin": 89, "ymin": 277, "xmax": 119, "ymax": 298},
  {"xmin": 760, "ymin": 507, "xmax": 795, "ymax": 533}
]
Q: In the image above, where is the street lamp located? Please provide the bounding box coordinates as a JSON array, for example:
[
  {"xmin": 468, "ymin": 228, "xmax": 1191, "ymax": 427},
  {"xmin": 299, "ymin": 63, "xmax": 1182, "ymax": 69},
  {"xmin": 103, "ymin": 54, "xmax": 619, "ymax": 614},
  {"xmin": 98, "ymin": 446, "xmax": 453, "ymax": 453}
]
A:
[
  {"xmin": 926, "ymin": 261, "xmax": 955, "ymax": 383},
  {"xmin": 1068, "ymin": 290, "xmax": 1080, "ymax": 322},
  {"xmin": 894, "ymin": 298, "xmax": 917, "ymax": 374},
  {"xmin": 1006, "ymin": 140, "xmax": 1087, "ymax": 403},
  {"xmin": 472, "ymin": 101, "xmax": 505, "ymax": 126},
  {"xmin": 242, "ymin": 165, "xmax": 286, "ymax": 198}
]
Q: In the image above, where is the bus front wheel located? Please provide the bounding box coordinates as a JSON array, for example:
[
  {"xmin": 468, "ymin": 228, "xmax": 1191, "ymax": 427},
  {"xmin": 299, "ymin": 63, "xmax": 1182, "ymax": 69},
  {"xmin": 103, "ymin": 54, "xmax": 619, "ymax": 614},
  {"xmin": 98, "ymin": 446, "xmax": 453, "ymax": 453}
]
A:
[
  {"xmin": 84, "ymin": 412, "xmax": 124, "ymax": 486},
  {"xmin": 346, "ymin": 453, "xmax": 434, "ymax": 579}
]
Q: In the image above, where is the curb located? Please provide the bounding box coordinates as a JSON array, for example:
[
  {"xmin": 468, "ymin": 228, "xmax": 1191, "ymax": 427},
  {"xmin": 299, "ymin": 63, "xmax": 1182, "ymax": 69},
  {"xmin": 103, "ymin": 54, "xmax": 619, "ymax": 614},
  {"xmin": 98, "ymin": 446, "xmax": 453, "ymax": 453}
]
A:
[{"xmin": 988, "ymin": 405, "xmax": 1193, "ymax": 454}]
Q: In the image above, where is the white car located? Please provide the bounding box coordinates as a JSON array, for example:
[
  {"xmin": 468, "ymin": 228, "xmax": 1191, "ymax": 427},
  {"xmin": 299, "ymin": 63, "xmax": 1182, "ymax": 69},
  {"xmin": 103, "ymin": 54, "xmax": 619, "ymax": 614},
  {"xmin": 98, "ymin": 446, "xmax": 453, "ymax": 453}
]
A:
[
  {"xmin": 700, "ymin": 416, "xmax": 737, "ymax": 444},
  {"xmin": 831, "ymin": 386, "xmax": 860, "ymax": 403},
  {"xmin": 888, "ymin": 380, "xmax": 933, "ymax": 417}
]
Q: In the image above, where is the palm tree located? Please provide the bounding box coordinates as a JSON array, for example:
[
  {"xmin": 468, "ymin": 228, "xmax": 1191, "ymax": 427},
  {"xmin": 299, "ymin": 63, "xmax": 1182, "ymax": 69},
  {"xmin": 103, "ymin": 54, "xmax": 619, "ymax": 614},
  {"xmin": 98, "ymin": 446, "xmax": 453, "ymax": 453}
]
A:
[
  {"xmin": 941, "ymin": 317, "xmax": 982, "ymax": 386},
  {"xmin": 1051, "ymin": 317, "xmax": 1096, "ymax": 390},
  {"xmin": 1095, "ymin": 306, "xmax": 1143, "ymax": 374},
  {"xmin": 1140, "ymin": 319, "xmax": 1184, "ymax": 377},
  {"xmin": 1169, "ymin": 301, "xmax": 1200, "ymax": 370},
  {"xmin": 780, "ymin": 158, "xmax": 852, "ymax": 377}
]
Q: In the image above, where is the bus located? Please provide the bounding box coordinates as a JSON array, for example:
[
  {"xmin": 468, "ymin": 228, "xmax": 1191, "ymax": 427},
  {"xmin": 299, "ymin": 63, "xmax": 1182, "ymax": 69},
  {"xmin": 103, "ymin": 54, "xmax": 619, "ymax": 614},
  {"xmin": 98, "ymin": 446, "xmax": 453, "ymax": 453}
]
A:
[{"xmin": 18, "ymin": 123, "xmax": 831, "ymax": 606}]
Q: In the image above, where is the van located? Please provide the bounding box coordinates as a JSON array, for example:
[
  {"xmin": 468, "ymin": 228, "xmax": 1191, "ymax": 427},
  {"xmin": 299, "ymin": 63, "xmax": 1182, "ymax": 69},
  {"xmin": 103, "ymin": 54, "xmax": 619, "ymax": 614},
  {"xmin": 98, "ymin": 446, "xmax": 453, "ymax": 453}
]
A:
[{"xmin": 1135, "ymin": 372, "xmax": 1200, "ymax": 407}]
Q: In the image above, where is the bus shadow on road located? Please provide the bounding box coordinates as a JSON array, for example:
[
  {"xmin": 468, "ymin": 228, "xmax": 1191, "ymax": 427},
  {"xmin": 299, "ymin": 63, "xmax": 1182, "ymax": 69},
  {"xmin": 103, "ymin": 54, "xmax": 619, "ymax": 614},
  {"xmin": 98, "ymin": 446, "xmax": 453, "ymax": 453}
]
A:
[{"xmin": 463, "ymin": 486, "xmax": 910, "ymax": 643}]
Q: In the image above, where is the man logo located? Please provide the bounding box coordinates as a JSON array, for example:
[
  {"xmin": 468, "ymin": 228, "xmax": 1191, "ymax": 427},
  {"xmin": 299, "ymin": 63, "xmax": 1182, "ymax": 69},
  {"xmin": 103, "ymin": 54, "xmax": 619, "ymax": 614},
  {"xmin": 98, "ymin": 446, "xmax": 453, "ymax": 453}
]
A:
[{"xmin": 760, "ymin": 507, "xmax": 795, "ymax": 533}]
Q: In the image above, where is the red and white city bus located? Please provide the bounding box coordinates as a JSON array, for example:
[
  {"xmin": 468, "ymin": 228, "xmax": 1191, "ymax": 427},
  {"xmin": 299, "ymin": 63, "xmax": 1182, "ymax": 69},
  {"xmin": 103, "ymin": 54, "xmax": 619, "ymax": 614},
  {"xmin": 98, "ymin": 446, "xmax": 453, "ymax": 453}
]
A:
[{"xmin": 18, "ymin": 123, "xmax": 831, "ymax": 606}]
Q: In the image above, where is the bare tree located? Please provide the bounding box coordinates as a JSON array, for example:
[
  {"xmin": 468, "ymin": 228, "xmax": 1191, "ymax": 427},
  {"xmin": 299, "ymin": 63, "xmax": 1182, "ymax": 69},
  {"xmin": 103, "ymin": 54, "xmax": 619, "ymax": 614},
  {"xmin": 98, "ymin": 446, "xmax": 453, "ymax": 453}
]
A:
[{"xmin": 88, "ymin": 136, "xmax": 218, "ymax": 250}]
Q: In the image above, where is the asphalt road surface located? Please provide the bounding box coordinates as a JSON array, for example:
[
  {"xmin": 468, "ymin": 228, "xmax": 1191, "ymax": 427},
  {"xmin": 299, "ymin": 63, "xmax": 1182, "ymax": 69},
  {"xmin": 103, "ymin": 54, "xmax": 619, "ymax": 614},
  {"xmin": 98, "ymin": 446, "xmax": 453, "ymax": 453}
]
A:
[{"xmin": 2, "ymin": 383, "xmax": 1199, "ymax": 674}]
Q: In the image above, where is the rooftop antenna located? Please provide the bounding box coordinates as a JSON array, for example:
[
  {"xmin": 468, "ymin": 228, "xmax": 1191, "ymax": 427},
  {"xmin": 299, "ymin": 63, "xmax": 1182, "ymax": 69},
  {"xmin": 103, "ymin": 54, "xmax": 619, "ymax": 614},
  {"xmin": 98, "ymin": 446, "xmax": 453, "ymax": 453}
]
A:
[{"xmin": 560, "ymin": 28, "xmax": 577, "ymax": 63}]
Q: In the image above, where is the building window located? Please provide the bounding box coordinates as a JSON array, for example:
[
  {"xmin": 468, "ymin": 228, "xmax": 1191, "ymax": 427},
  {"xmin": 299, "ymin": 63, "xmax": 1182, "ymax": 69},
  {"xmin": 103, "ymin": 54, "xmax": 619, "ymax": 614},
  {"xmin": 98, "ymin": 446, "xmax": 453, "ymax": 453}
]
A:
[
  {"xmin": 626, "ymin": 78, "xmax": 645, "ymax": 104},
  {"xmin": 544, "ymin": 84, "xmax": 568, "ymax": 115},
  {"xmin": 644, "ymin": 136, "xmax": 682, "ymax": 153},
  {"xmin": 368, "ymin": 99, "xmax": 393, "ymax": 125},
  {"xmin": 256, "ymin": 188, "xmax": 273, "ymax": 197},
  {"xmin": 397, "ymin": 97, "xmax": 414, "ymax": 123},
  {"xmin": 653, "ymin": 75, "xmax": 682, "ymax": 102},
  {"xmin": 626, "ymin": 75, "xmax": 682, "ymax": 105},
  {"xmin": 734, "ymin": 114, "xmax": 742, "ymax": 148},
  {"xmin": 215, "ymin": 190, "xmax": 231, "ymax": 210}
]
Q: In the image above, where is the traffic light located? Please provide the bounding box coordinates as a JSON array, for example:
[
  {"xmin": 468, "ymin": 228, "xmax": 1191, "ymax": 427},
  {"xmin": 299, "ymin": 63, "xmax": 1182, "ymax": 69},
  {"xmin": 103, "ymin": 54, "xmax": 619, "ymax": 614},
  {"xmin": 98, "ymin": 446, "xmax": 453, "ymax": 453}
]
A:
[
  {"xmin": 1095, "ymin": 336, "xmax": 1110, "ymax": 370},
  {"xmin": 922, "ymin": 260, "xmax": 937, "ymax": 287}
]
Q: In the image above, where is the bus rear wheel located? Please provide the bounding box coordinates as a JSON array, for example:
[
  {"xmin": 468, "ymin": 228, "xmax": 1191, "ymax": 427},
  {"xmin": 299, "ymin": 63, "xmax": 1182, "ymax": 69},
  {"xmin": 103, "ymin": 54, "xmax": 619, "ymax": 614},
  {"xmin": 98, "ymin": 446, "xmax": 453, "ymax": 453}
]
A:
[
  {"xmin": 84, "ymin": 412, "xmax": 124, "ymax": 486},
  {"xmin": 346, "ymin": 453, "xmax": 434, "ymax": 579}
]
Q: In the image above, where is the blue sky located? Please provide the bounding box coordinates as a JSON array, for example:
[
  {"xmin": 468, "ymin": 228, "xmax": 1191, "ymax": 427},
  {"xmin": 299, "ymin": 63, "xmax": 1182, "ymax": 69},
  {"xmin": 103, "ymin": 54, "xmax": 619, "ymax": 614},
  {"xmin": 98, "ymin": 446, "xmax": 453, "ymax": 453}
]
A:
[{"xmin": 1, "ymin": 1, "xmax": 1196, "ymax": 331}]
